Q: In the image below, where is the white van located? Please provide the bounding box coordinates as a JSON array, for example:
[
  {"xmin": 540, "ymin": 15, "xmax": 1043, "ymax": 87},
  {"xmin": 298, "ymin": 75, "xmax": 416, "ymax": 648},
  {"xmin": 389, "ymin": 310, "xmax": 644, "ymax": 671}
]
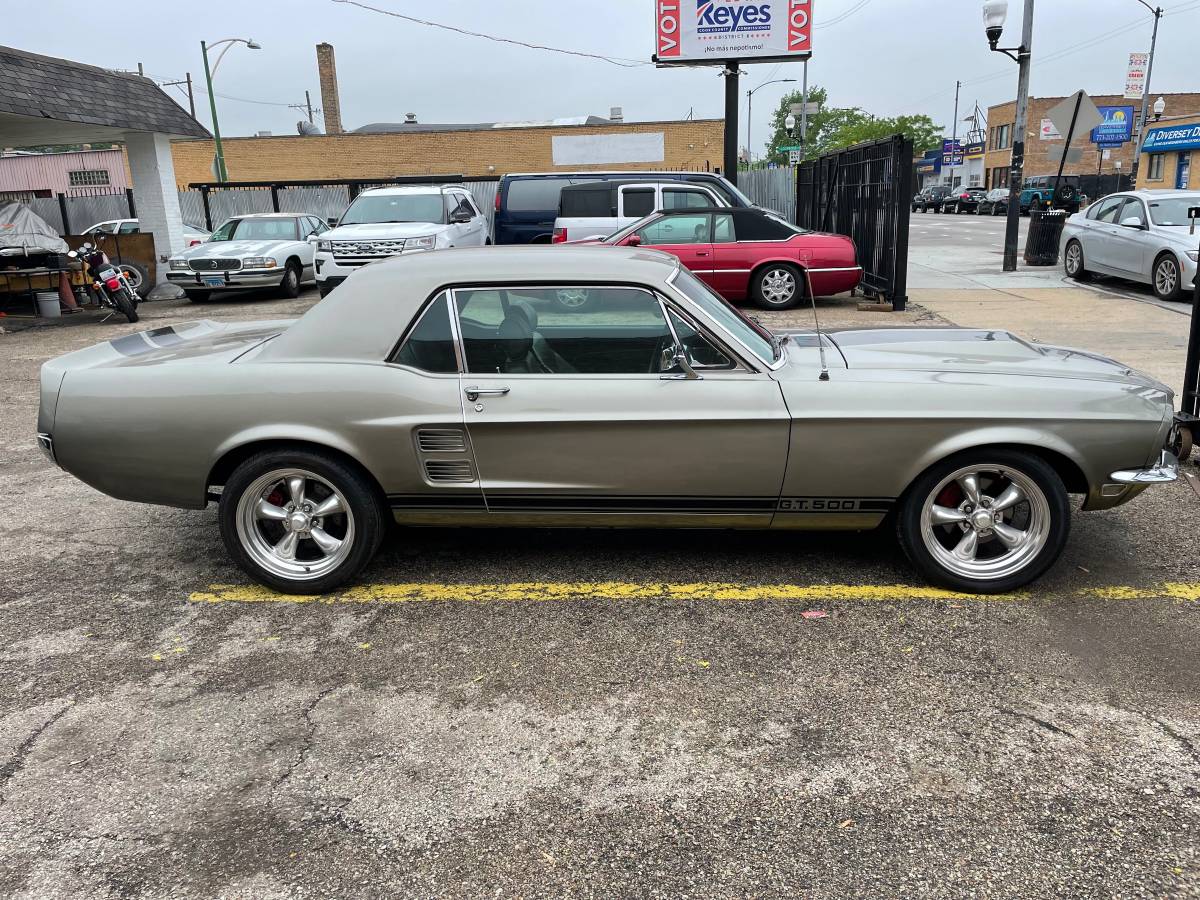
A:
[{"xmin": 551, "ymin": 180, "xmax": 728, "ymax": 243}]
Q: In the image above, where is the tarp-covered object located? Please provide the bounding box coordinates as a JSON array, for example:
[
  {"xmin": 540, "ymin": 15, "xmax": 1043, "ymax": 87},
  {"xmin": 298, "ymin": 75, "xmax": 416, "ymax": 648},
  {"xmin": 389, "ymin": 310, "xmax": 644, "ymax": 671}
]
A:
[{"xmin": 0, "ymin": 202, "xmax": 68, "ymax": 255}]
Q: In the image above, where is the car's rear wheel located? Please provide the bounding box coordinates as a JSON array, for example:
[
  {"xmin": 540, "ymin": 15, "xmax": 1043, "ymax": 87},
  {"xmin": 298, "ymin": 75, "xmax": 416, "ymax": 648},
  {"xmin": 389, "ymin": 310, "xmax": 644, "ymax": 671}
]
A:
[
  {"xmin": 1154, "ymin": 253, "xmax": 1183, "ymax": 301},
  {"xmin": 897, "ymin": 449, "xmax": 1069, "ymax": 594},
  {"xmin": 278, "ymin": 261, "xmax": 301, "ymax": 298},
  {"xmin": 752, "ymin": 263, "xmax": 803, "ymax": 310},
  {"xmin": 185, "ymin": 290, "xmax": 211, "ymax": 303},
  {"xmin": 1064, "ymin": 239, "xmax": 1089, "ymax": 281},
  {"xmin": 554, "ymin": 288, "xmax": 593, "ymax": 311},
  {"xmin": 219, "ymin": 449, "xmax": 387, "ymax": 594}
]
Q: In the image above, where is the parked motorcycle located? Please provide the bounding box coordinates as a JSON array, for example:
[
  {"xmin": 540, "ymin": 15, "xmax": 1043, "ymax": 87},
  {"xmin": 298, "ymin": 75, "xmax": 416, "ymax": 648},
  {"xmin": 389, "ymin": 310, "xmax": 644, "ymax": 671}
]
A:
[{"xmin": 68, "ymin": 243, "xmax": 139, "ymax": 323}]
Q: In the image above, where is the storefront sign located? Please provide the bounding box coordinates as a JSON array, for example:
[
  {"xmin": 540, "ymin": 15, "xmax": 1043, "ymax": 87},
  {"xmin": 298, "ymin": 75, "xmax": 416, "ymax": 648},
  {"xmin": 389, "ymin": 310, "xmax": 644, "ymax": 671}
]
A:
[
  {"xmin": 655, "ymin": 0, "xmax": 813, "ymax": 65},
  {"xmin": 1142, "ymin": 123, "xmax": 1200, "ymax": 153},
  {"xmin": 1040, "ymin": 118, "xmax": 1061, "ymax": 140},
  {"xmin": 1125, "ymin": 52, "xmax": 1149, "ymax": 100},
  {"xmin": 1090, "ymin": 105, "xmax": 1135, "ymax": 146},
  {"xmin": 964, "ymin": 141, "xmax": 985, "ymax": 159}
]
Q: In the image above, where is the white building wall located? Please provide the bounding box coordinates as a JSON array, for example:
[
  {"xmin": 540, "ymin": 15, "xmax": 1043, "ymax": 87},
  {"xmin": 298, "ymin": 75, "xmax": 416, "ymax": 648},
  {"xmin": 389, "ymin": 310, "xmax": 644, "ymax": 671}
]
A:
[{"xmin": 125, "ymin": 132, "xmax": 184, "ymax": 281}]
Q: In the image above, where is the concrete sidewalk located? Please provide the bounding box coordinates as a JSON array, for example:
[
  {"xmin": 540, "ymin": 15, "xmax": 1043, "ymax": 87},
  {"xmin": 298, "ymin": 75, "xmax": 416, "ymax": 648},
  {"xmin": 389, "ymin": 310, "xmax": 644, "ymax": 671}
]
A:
[{"xmin": 912, "ymin": 285, "xmax": 1191, "ymax": 395}]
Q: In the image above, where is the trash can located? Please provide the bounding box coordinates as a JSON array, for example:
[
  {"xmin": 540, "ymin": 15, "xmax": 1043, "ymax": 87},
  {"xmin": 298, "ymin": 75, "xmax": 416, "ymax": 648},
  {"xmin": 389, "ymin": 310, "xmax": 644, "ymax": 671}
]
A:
[
  {"xmin": 36, "ymin": 291, "xmax": 61, "ymax": 318},
  {"xmin": 1024, "ymin": 208, "xmax": 1069, "ymax": 266}
]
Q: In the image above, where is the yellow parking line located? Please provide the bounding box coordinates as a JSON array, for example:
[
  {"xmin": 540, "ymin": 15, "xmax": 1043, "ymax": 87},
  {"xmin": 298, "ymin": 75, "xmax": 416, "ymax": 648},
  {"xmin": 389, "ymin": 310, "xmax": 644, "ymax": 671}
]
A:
[
  {"xmin": 1078, "ymin": 582, "xmax": 1200, "ymax": 601},
  {"xmin": 189, "ymin": 582, "xmax": 1022, "ymax": 605}
]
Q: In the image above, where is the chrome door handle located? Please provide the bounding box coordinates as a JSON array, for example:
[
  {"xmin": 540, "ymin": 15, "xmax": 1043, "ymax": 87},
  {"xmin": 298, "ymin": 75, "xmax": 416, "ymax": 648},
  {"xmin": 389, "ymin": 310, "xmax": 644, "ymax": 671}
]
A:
[{"xmin": 465, "ymin": 386, "xmax": 510, "ymax": 401}]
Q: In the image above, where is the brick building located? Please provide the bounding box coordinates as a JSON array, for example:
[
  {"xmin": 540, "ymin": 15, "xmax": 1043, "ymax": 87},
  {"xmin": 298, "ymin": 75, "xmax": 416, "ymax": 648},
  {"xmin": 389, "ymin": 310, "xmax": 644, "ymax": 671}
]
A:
[
  {"xmin": 983, "ymin": 93, "xmax": 1200, "ymax": 189},
  {"xmin": 1135, "ymin": 113, "xmax": 1200, "ymax": 191},
  {"xmin": 167, "ymin": 118, "xmax": 725, "ymax": 187}
]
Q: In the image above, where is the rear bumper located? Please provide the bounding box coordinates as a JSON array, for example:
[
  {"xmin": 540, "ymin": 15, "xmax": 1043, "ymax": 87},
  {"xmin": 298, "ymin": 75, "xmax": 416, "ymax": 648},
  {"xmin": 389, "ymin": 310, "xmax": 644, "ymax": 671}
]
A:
[{"xmin": 36, "ymin": 432, "xmax": 56, "ymax": 465}]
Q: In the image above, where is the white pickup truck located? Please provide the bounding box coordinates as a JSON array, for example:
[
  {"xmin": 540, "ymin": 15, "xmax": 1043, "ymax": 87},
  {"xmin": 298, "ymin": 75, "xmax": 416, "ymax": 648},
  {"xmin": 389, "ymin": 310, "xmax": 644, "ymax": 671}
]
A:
[{"xmin": 551, "ymin": 180, "xmax": 728, "ymax": 243}]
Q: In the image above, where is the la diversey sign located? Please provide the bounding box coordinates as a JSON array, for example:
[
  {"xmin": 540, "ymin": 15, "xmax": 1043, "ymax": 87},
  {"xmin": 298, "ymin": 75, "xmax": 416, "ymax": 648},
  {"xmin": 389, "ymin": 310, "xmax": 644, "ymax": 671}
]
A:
[
  {"xmin": 655, "ymin": 0, "xmax": 813, "ymax": 65},
  {"xmin": 1142, "ymin": 123, "xmax": 1200, "ymax": 153}
]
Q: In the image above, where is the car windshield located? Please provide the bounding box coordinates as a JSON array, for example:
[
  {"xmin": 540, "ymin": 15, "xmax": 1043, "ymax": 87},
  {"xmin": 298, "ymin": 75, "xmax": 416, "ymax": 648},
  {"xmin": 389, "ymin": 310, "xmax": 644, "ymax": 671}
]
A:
[
  {"xmin": 1147, "ymin": 197, "xmax": 1200, "ymax": 227},
  {"xmin": 209, "ymin": 217, "xmax": 298, "ymax": 241},
  {"xmin": 339, "ymin": 193, "xmax": 446, "ymax": 225},
  {"xmin": 669, "ymin": 266, "xmax": 778, "ymax": 363}
]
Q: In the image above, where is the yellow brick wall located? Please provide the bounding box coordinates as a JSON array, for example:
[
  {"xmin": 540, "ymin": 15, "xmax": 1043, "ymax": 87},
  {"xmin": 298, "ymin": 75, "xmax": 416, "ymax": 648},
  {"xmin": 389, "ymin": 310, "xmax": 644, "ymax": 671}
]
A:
[
  {"xmin": 169, "ymin": 120, "xmax": 726, "ymax": 187},
  {"xmin": 1136, "ymin": 113, "xmax": 1200, "ymax": 191}
]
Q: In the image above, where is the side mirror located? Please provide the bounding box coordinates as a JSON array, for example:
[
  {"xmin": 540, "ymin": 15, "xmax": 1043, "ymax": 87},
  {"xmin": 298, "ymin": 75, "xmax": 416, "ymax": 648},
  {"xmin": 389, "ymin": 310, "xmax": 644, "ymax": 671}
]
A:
[
  {"xmin": 449, "ymin": 210, "xmax": 472, "ymax": 224},
  {"xmin": 659, "ymin": 344, "xmax": 701, "ymax": 381},
  {"xmin": 326, "ymin": 217, "xmax": 339, "ymax": 228},
  {"xmin": 625, "ymin": 234, "xmax": 643, "ymax": 247},
  {"xmin": 1120, "ymin": 216, "xmax": 1146, "ymax": 229}
]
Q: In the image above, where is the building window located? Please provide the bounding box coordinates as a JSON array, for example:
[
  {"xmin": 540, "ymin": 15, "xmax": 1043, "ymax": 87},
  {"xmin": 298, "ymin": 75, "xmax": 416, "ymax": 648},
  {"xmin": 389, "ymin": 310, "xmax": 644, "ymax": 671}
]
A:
[
  {"xmin": 990, "ymin": 166, "xmax": 1010, "ymax": 189},
  {"xmin": 1147, "ymin": 153, "xmax": 1166, "ymax": 181},
  {"xmin": 68, "ymin": 169, "xmax": 111, "ymax": 187},
  {"xmin": 994, "ymin": 124, "xmax": 1012, "ymax": 151}
]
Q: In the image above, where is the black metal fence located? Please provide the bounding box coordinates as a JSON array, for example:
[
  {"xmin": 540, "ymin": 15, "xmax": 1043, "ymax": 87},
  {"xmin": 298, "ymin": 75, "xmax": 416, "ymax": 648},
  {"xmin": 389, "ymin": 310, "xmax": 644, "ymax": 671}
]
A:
[
  {"xmin": 25, "ymin": 188, "xmax": 135, "ymax": 235},
  {"xmin": 795, "ymin": 135, "xmax": 913, "ymax": 311},
  {"xmin": 186, "ymin": 175, "xmax": 501, "ymax": 232}
]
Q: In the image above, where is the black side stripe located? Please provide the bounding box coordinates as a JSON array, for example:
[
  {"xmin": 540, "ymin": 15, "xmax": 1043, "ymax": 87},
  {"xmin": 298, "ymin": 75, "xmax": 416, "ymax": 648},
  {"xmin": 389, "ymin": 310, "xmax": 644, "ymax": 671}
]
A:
[{"xmin": 388, "ymin": 494, "xmax": 895, "ymax": 514}]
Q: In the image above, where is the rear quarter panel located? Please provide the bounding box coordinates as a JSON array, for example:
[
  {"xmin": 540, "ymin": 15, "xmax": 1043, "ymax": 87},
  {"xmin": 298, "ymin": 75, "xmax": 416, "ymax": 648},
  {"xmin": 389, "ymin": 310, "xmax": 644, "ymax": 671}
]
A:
[{"xmin": 52, "ymin": 362, "xmax": 461, "ymax": 509}]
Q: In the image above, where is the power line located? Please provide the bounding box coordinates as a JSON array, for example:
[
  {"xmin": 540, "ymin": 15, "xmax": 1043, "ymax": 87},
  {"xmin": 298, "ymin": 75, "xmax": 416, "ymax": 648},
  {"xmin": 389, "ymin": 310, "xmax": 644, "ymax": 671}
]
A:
[
  {"xmin": 816, "ymin": 0, "xmax": 875, "ymax": 29},
  {"xmin": 329, "ymin": 0, "xmax": 652, "ymax": 67}
]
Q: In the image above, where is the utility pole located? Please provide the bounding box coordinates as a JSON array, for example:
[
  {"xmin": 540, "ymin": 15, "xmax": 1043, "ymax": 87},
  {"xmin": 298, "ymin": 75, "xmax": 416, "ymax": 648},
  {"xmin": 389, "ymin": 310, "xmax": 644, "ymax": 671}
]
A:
[
  {"xmin": 950, "ymin": 80, "xmax": 962, "ymax": 188},
  {"xmin": 1129, "ymin": 3, "xmax": 1162, "ymax": 183},
  {"xmin": 800, "ymin": 59, "xmax": 809, "ymax": 156},
  {"xmin": 305, "ymin": 90, "xmax": 314, "ymax": 123},
  {"xmin": 722, "ymin": 62, "xmax": 741, "ymax": 185},
  {"xmin": 163, "ymin": 73, "xmax": 196, "ymax": 119}
]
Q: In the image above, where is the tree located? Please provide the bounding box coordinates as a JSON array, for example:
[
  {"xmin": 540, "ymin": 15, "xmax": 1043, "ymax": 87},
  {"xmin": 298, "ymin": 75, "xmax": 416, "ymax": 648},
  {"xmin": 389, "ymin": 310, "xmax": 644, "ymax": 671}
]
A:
[{"xmin": 763, "ymin": 86, "xmax": 942, "ymax": 166}]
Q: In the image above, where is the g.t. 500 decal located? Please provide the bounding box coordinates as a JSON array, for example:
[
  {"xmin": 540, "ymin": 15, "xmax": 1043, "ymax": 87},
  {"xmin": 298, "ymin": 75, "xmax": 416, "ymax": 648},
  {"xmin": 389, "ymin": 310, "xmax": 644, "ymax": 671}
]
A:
[{"xmin": 777, "ymin": 498, "xmax": 893, "ymax": 512}]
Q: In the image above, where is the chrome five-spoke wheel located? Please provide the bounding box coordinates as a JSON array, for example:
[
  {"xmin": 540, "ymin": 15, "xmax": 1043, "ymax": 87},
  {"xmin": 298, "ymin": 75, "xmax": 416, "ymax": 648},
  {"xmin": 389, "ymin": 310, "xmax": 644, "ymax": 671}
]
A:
[
  {"xmin": 897, "ymin": 449, "xmax": 1069, "ymax": 593},
  {"xmin": 920, "ymin": 464, "xmax": 1051, "ymax": 581},
  {"xmin": 220, "ymin": 448, "xmax": 387, "ymax": 593},
  {"xmin": 236, "ymin": 469, "xmax": 355, "ymax": 582}
]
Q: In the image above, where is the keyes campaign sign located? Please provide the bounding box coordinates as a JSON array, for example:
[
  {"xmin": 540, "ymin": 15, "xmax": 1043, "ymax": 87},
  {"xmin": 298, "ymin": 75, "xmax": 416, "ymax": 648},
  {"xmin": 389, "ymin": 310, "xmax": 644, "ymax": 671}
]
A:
[{"xmin": 656, "ymin": 0, "xmax": 813, "ymax": 65}]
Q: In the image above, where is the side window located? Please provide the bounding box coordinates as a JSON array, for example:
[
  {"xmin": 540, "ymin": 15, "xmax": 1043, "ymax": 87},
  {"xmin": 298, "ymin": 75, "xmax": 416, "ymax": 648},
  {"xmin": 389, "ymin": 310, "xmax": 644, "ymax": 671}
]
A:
[
  {"xmin": 454, "ymin": 287, "xmax": 672, "ymax": 375},
  {"xmin": 1093, "ymin": 197, "xmax": 1126, "ymax": 223},
  {"xmin": 117, "ymin": 221, "xmax": 140, "ymax": 233},
  {"xmin": 622, "ymin": 188, "xmax": 656, "ymax": 219},
  {"xmin": 732, "ymin": 212, "xmax": 795, "ymax": 241},
  {"xmin": 636, "ymin": 213, "xmax": 710, "ymax": 245},
  {"xmin": 1119, "ymin": 198, "xmax": 1146, "ymax": 226},
  {"xmin": 666, "ymin": 307, "xmax": 735, "ymax": 370},
  {"xmin": 662, "ymin": 188, "xmax": 714, "ymax": 210},
  {"xmin": 712, "ymin": 213, "xmax": 735, "ymax": 243},
  {"xmin": 461, "ymin": 194, "xmax": 480, "ymax": 217},
  {"xmin": 390, "ymin": 293, "xmax": 458, "ymax": 373}
]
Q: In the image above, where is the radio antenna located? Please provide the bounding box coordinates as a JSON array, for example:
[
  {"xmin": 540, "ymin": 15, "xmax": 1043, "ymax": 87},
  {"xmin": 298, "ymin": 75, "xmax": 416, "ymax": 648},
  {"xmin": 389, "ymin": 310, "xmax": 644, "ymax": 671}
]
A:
[{"xmin": 803, "ymin": 267, "xmax": 830, "ymax": 381}]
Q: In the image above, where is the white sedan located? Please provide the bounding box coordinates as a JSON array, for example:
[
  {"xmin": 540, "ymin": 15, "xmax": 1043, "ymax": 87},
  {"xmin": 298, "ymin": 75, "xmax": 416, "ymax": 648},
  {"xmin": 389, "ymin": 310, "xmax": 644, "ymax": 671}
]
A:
[
  {"xmin": 166, "ymin": 213, "xmax": 324, "ymax": 303},
  {"xmin": 1061, "ymin": 190, "xmax": 1200, "ymax": 301}
]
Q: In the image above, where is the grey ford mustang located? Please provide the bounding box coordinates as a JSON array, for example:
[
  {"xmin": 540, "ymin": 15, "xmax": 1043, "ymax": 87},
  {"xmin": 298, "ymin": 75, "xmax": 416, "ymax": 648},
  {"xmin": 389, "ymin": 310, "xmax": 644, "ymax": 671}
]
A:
[{"xmin": 38, "ymin": 246, "xmax": 1180, "ymax": 594}]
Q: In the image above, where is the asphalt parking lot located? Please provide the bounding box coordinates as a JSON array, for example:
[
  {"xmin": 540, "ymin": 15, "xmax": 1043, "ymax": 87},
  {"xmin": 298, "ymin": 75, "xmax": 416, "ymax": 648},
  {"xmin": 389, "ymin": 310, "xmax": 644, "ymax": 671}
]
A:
[{"xmin": 2, "ymin": 288, "xmax": 1200, "ymax": 897}]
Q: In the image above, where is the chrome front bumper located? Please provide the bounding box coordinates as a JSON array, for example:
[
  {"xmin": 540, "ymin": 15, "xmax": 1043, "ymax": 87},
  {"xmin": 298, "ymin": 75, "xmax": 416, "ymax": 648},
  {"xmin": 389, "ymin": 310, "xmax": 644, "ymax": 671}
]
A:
[{"xmin": 1110, "ymin": 450, "xmax": 1179, "ymax": 485}]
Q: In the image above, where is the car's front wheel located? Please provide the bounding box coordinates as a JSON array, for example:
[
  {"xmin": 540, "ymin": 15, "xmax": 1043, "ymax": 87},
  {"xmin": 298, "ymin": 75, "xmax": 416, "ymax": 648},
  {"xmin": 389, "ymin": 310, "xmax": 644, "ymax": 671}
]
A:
[
  {"xmin": 1154, "ymin": 253, "xmax": 1184, "ymax": 301},
  {"xmin": 752, "ymin": 263, "xmax": 803, "ymax": 309},
  {"xmin": 278, "ymin": 261, "xmax": 301, "ymax": 298},
  {"xmin": 897, "ymin": 449, "xmax": 1069, "ymax": 594},
  {"xmin": 219, "ymin": 448, "xmax": 388, "ymax": 594},
  {"xmin": 1064, "ymin": 239, "xmax": 1089, "ymax": 281}
]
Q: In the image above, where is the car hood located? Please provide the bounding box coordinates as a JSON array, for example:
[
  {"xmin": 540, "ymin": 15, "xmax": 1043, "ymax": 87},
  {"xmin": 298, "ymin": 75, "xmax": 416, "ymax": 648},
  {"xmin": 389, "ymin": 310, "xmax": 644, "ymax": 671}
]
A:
[
  {"xmin": 181, "ymin": 239, "xmax": 298, "ymax": 258},
  {"xmin": 779, "ymin": 327, "xmax": 1168, "ymax": 391},
  {"xmin": 325, "ymin": 222, "xmax": 447, "ymax": 240}
]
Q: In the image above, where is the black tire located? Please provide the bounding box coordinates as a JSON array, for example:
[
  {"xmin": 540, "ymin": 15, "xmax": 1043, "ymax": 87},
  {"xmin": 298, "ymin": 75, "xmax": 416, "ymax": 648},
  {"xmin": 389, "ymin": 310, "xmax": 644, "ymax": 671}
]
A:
[
  {"xmin": 896, "ymin": 448, "xmax": 1070, "ymax": 594},
  {"xmin": 1063, "ymin": 240, "xmax": 1090, "ymax": 281},
  {"xmin": 751, "ymin": 263, "xmax": 804, "ymax": 310},
  {"xmin": 218, "ymin": 448, "xmax": 388, "ymax": 594},
  {"xmin": 117, "ymin": 261, "xmax": 149, "ymax": 296},
  {"xmin": 114, "ymin": 288, "xmax": 138, "ymax": 323},
  {"xmin": 278, "ymin": 261, "xmax": 301, "ymax": 298},
  {"xmin": 954, "ymin": 202, "xmax": 962, "ymax": 214},
  {"xmin": 317, "ymin": 281, "xmax": 336, "ymax": 299},
  {"xmin": 185, "ymin": 290, "xmax": 212, "ymax": 303},
  {"xmin": 1153, "ymin": 253, "xmax": 1184, "ymax": 301}
]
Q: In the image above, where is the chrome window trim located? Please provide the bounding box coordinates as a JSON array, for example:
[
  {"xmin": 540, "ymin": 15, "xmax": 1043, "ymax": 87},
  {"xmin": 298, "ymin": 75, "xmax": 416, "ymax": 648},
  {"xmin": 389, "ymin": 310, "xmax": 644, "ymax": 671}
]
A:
[
  {"xmin": 657, "ymin": 297, "xmax": 748, "ymax": 373},
  {"xmin": 386, "ymin": 290, "xmax": 462, "ymax": 375},
  {"xmin": 664, "ymin": 266, "xmax": 781, "ymax": 371}
]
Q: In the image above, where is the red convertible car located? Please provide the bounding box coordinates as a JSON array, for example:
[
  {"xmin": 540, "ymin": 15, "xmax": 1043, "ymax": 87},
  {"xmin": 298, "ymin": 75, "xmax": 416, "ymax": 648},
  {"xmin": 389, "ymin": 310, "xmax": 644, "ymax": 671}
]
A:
[{"xmin": 590, "ymin": 207, "xmax": 862, "ymax": 310}]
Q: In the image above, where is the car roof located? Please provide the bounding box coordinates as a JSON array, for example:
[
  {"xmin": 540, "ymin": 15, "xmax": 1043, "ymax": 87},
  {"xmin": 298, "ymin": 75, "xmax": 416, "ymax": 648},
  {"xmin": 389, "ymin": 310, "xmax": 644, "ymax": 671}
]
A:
[
  {"xmin": 357, "ymin": 184, "xmax": 469, "ymax": 196},
  {"xmin": 1126, "ymin": 189, "xmax": 1200, "ymax": 199},
  {"xmin": 229, "ymin": 212, "xmax": 310, "ymax": 220},
  {"xmin": 503, "ymin": 171, "xmax": 718, "ymax": 179},
  {"xmin": 264, "ymin": 245, "xmax": 681, "ymax": 364}
]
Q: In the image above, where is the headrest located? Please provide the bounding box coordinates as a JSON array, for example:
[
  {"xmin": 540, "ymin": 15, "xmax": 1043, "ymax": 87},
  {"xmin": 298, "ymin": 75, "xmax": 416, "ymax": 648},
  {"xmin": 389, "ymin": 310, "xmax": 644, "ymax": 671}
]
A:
[
  {"xmin": 509, "ymin": 298, "xmax": 538, "ymax": 330},
  {"xmin": 497, "ymin": 308, "xmax": 533, "ymax": 360}
]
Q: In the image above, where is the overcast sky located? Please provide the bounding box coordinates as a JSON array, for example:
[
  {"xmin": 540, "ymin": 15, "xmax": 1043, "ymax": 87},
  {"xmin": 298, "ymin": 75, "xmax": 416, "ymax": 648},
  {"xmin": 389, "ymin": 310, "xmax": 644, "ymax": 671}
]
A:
[{"xmin": 8, "ymin": 0, "xmax": 1199, "ymax": 156}]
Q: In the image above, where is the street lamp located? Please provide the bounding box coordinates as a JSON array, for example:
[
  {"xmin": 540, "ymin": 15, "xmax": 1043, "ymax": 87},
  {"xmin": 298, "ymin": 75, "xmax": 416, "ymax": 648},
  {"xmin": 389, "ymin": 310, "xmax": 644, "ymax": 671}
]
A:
[
  {"xmin": 746, "ymin": 78, "xmax": 796, "ymax": 168},
  {"xmin": 1153, "ymin": 96, "xmax": 1166, "ymax": 120},
  {"xmin": 201, "ymin": 37, "xmax": 262, "ymax": 183},
  {"xmin": 785, "ymin": 114, "xmax": 797, "ymax": 139},
  {"xmin": 983, "ymin": 0, "xmax": 1033, "ymax": 273}
]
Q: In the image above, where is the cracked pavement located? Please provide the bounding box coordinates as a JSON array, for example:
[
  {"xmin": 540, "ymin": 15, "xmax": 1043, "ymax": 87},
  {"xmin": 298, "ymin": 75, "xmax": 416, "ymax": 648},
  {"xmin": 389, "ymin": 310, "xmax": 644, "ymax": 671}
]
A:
[{"xmin": 1, "ymin": 289, "xmax": 1199, "ymax": 897}]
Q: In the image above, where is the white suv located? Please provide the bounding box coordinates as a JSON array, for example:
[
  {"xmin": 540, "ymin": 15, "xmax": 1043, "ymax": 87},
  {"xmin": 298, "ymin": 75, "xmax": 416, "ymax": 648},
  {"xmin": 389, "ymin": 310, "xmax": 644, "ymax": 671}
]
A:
[{"xmin": 315, "ymin": 185, "xmax": 489, "ymax": 296}]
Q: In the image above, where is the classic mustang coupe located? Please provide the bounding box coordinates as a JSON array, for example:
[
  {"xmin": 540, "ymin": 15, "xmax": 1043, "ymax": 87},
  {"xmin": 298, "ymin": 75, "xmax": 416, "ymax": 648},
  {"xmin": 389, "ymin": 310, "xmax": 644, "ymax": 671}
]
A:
[{"xmin": 39, "ymin": 246, "xmax": 1179, "ymax": 594}]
